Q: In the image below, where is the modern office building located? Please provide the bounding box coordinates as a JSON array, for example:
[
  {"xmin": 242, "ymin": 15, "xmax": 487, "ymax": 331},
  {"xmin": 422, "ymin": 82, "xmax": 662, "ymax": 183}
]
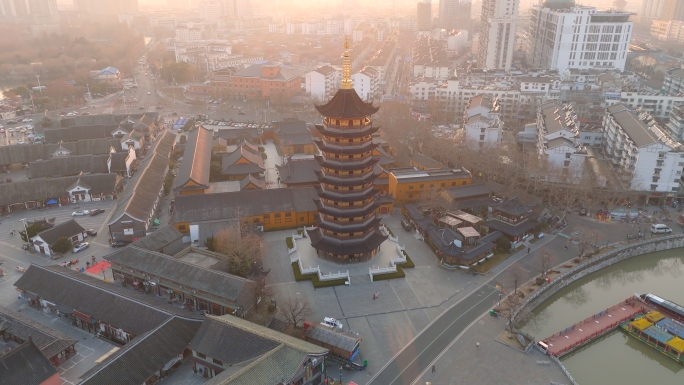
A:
[
  {"xmin": 527, "ymin": 2, "xmax": 633, "ymax": 73},
  {"xmin": 477, "ymin": 0, "xmax": 519, "ymax": 70}
]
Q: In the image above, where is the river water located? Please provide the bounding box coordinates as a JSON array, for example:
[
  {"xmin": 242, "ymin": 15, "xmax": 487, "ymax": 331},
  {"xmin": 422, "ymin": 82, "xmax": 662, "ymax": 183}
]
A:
[{"xmin": 523, "ymin": 249, "xmax": 684, "ymax": 384}]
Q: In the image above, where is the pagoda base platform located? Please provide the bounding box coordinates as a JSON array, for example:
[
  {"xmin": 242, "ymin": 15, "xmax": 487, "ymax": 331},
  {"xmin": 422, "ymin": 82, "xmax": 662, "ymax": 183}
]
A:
[{"xmin": 295, "ymin": 236, "xmax": 400, "ymax": 276}]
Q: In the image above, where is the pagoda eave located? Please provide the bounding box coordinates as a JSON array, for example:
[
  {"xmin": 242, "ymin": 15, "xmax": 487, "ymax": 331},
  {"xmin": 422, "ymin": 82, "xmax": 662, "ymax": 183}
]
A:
[
  {"xmin": 315, "ymin": 124, "xmax": 381, "ymax": 138},
  {"xmin": 308, "ymin": 228, "xmax": 388, "ymax": 255},
  {"xmin": 315, "ymin": 155, "xmax": 380, "ymax": 171},
  {"xmin": 315, "ymin": 139, "xmax": 378, "ymax": 155}
]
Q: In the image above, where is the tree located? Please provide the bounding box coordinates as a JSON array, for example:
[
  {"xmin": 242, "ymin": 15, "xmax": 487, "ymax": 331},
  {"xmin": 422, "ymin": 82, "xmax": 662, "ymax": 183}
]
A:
[
  {"xmin": 496, "ymin": 237, "xmax": 511, "ymax": 253},
  {"xmin": 419, "ymin": 187, "xmax": 448, "ymax": 217},
  {"xmin": 497, "ymin": 292, "xmax": 530, "ymax": 338},
  {"xmin": 213, "ymin": 209, "xmax": 263, "ymax": 277},
  {"xmin": 573, "ymin": 226, "xmax": 598, "ymax": 257},
  {"xmin": 204, "ymin": 236, "xmax": 216, "ymax": 252},
  {"xmin": 281, "ymin": 295, "xmax": 312, "ymax": 328},
  {"xmin": 505, "ymin": 262, "xmax": 524, "ymax": 295},
  {"xmin": 179, "ymin": 135, "xmax": 187, "ymax": 144},
  {"xmin": 19, "ymin": 223, "xmax": 40, "ymax": 242},
  {"xmin": 536, "ymin": 249, "xmax": 553, "ymax": 280},
  {"xmin": 252, "ymin": 278, "xmax": 274, "ymax": 311},
  {"xmin": 51, "ymin": 237, "xmax": 73, "ymax": 254}
]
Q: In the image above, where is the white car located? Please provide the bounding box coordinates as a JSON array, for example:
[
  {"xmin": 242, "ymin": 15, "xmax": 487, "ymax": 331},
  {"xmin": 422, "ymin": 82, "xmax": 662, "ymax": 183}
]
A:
[
  {"xmin": 16, "ymin": 140, "xmax": 24, "ymax": 144},
  {"xmin": 320, "ymin": 317, "xmax": 343, "ymax": 330},
  {"xmin": 66, "ymin": 113, "xmax": 74, "ymax": 117},
  {"xmin": 80, "ymin": 106, "xmax": 88, "ymax": 110},
  {"xmin": 73, "ymin": 242, "xmax": 89, "ymax": 253},
  {"xmin": 71, "ymin": 210, "xmax": 90, "ymax": 216},
  {"xmin": 22, "ymin": 118, "xmax": 32, "ymax": 122},
  {"xmin": 147, "ymin": 91, "xmax": 151, "ymax": 95}
]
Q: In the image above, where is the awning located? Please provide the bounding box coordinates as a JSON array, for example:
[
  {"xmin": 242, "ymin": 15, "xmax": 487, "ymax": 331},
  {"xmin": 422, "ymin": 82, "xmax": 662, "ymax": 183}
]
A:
[
  {"xmin": 46, "ymin": 199, "xmax": 58, "ymax": 205},
  {"xmin": 23, "ymin": 292, "xmax": 39, "ymax": 300},
  {"xmin": 55, "ymin": 304, "xmax": 73, "ymax": 314}
]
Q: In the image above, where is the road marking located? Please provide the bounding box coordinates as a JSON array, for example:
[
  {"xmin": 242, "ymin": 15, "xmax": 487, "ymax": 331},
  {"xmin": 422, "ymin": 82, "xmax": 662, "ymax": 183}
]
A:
[
  {"xmin": 385, "ymin": 287, "xmax": 498, "ymax": 385},
  {"xmin": 367, "ymin": 235, "xmax": 557, "ymax": 384}
]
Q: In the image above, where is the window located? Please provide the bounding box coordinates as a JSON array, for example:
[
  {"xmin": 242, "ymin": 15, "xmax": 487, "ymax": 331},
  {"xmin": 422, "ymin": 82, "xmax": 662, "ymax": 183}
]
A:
[
  {"xmin": 452, "ymin": 182, "xmax": 457, "ymax": 186},
  {"xmin": 462, "ymin": 181, "xmax": 467, "ymax": 186},
  {"xmin": 178, "ymin": 224, "xmax": 187, "ymax": 231},
  {"xmin": 300, "ymin": 216, "xmax": 304, "ymax": 221},
  {"xmin": 564, "ymin": 160, "xmax": 570, "ymax": 167},
  {"xmin": 653, "ymin": 177, "xmax": 660, "ymax": 183},
  {"xmin": 419, "ymin": 184, "xmax": 424, "ymax": 188},
  {"xmin": 565, "ymin": 153, "xmax": 571, "ymax": 159},
  {"xmin": 408, "ymin": 194, "xmax": 413, "ymax": 199},
  {"xmin": 651, "ymin": 184, "xmax": 658, "ymax": 191},
  {"xmin": 252, "ymin": 218, "xmax": 260, "ymax": 223},
  {"xmin": 197, "ymin": 352, "xmax": 206, "ymax": 359},
  {"xmin": 408, "ymin": 185, "xmax": 413, "ymax": 190},
  {"xmin": 213, "ymin": 358, "xmax": 223, "ymax": 365}
]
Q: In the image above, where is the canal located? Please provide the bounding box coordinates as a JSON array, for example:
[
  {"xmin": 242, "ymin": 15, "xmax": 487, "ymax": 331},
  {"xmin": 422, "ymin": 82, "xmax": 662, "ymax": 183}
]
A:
[{"xmin": 523, "ymin": 248, "xmax": 684, "ymax": 384}]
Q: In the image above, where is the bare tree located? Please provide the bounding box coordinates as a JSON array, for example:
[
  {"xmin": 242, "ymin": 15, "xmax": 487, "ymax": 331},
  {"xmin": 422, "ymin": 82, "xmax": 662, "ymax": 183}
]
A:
[
  {"xmin": 536, "ymin": 249, "xmax": 553, "ymax": 280},
  {"xmin": 573, "ymin": 226, "xmax": 598, "ymax": 257},
  {"xmin": 213, "ymin": 207, "xmax": 264, "ymax": 277},
  {"xmin": 281, "ymin": 295, "xmax": 313, "ymax": 328},
  {"xmin": 506, "ymin": 263, "xmax": 525, "ymax": 295},
  {"xmin": 252, "ymin": 278, "xmax": 274, "ymax": 311},
  {"xmin": 497, "ymin": 293, "xmax": 530, "ymax": 338},
  {"xmin": 419, "ymin": 187, "xmax": 449, "ymax": 216}
]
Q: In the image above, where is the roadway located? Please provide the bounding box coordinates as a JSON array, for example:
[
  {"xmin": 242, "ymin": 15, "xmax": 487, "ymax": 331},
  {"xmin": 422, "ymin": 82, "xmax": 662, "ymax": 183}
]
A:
[{"xmin": 368, "ymin": 284, "xmax": 500, "ymax": 385}]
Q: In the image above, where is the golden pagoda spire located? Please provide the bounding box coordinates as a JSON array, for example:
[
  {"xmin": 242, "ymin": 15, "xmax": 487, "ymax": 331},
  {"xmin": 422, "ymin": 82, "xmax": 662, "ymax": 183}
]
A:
[{"xmin": 340, "ymin": 36, "xmax": 352, "ymax": 90}]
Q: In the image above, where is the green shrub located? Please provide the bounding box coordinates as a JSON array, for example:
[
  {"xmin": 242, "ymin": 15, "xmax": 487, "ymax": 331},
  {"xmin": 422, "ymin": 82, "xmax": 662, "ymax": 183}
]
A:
[
  {"xmin": 258, "ymin": 146, "xmax": 265, "ymax": 152},
  {"xmin": 496, "ymin": 237, "xmax": 511, "ymax": 252},
  {"xmin": 386, "ymin": 227, "xmax": 395, "ymax": 237},
  {"xmin": 286, "ymin": 237, "xmax": 294, "ymax": 249},
  {"xmin": 291, "ymin": 262, "xmax": 347, "ymax": 288},
  {"xmin": 51, "ymin": 237, "xmax": 73, "ymax": 253},
  {"xmin": 402, "ymin": 254, "xmax": 415, "ymax": 268},
  {"xmin": 268, "ymin": 304, "xmax": 276, "ymax": 313},
  {"xmin": 261, "ymin": 152, "xmax": 267, "ymax": 160}
]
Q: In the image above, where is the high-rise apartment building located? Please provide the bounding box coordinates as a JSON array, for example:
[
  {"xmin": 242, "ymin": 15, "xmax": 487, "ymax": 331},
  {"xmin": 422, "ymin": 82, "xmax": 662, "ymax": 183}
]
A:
[
  {"xmin": 661, "ymin": 0, "xmax": 684, "ymax": 21},
  {"xmin": 417, "ymin": 0, "xmax": 431, "ymax": 31},
  {"xmin": 1, "ymin": 0, "xmax": 57, "ymax": 22},
  {"xmin": 198, "ymin": 0, "xmax": 222, "ymax": 21},
  {"xmin": 439, "ymin": 0, "xmax": 472, "ymax": 32},
  {"xmin": 641, "ymin": 0, "xmax": 666, "ymax": 23},
  {"xmin": 74, "ymin": 0, "xmax": 138, "ymax": 15},
  {"xmin": 477, "ymin": 0, "xmax": 519, "ymax": 70},
  {"xmin": 527, "ymin": 3, "xmax": 632, "ymax": 73}
]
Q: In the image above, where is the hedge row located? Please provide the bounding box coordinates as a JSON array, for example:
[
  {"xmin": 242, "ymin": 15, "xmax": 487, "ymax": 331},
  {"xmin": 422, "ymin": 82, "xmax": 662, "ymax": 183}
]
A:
[
  {"xmin": 291, "ymin": 262, "xmax": 347, "ymax": 288},
  {"xmin": 286, "ymin": 237, "xmax": 294, "ymax": 249},
  {"xmin": 372, "ymin": 269, "xmax": 406, "ymax": 281}
]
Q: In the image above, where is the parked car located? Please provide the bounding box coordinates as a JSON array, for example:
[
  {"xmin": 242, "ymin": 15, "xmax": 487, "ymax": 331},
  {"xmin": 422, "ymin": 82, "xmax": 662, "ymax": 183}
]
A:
[
  {"xmin": 90, "ymin": 208, "xmax": 105, "ymax": 216},
  {"xmin": 86, "ymin": 229, "xmax": 98, "ymax": 236},
  {"xmin": 320, "ymin": 317, "xmax": 343, "ymax": 330},
  {"xmin": 72, "ymin": 210, "xmax": 90, "ymax": 216},
  {"xmin": 238, "ymin": 111, "xmax": 246, "ymax": 115},
  {"xmin": 6, "ymin": 120, "xmax": 16, "ymax": 125},
  {"xmin": 147, "ymin": 91, "xmax": 151, "ymax": 95},
  {"xmin": 111, "ymin": 241, "xmax": 131, "ymax": 248},
  {"xmin": 73, "ymin": 242, "xmax": 89, "ymax": 253},
  {"xmin": 401, "ymin": 219, "xmax": 412, "ymax": 231},
  {"xmin": 16, "ymin": 140, "xmax": 24, "ymax": 144},
  {"xmin": 22, "ymin": 118, "xmax": 32, "ymax": 122},
  {"xmin": 139, "ymin": 106, "xmax": 145, "ymax": 110},
  {"xmin": 0, "ymin": 128, "xmax": 4, "ymax": 133},
  {"xmin": 651, "ymin": 224, "xmax": 672, "ymax": 234}
]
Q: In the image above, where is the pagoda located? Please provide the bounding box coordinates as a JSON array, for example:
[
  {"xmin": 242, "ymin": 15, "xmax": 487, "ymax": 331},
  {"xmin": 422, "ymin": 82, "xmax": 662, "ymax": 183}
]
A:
[{"xmin": 308, "ymin": 39, "xmax": 388, "ymax": 263}]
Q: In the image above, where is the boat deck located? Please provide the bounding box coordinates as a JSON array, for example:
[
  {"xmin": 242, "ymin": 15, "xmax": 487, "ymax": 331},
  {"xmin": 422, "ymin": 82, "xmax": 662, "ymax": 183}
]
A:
[{"xmin": 541, "ymin": 299, "xmax": 646, "ymax": 357}]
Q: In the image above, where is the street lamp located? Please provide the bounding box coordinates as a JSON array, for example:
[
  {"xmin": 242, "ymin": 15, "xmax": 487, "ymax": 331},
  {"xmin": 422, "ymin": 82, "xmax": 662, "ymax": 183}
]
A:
[{"xmin": 35, "ymin": 75, "xmax": 42, "ymax": 95}]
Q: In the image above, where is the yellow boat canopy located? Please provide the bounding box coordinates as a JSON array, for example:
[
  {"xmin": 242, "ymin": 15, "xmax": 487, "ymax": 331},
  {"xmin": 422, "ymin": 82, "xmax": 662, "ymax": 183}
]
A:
[
  {"xmin": 666, "ymin": 337, "xmax": 684, "ymax": 354},
  {"xmin": 631, "ymin": 318, "xmax": 653, "ymax": 331},
  {"xmin": 645, "ymin": 311, "xmax": 666, "ymax": 323}
]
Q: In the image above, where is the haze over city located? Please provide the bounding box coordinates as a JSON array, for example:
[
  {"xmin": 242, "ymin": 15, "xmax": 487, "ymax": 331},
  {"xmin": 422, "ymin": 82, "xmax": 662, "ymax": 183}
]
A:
[{"xmin": 1, "ymin": 1, "xmax": 684, "ymax": 385}]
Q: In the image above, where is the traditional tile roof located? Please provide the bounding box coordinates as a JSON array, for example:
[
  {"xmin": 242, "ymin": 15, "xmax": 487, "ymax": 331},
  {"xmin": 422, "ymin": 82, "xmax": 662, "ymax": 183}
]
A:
[
  {"xmin": 0, "ymin": 340, "xmax": 58, "ymax": 385},
  {"xmin": 490, "ymin": 197, "xmax": 534, "ymax": 216},
  {"xmin": 174, "ymin": 187, "xmax": 319, "ymax": 223},
  {"xmin": 200, "ymin": 315, "xmax": 327, "ymax": 385},
  {"xmin": 233, "ymin": 62, "xmax": 300, "ymax": 81},
  {"xmin": 0, "ymin": 138, "xmax": 122, "ymax": 165},
  {"xmin": 174, "ymin": 127, "xmax": 213, "ymax": 190},
  {"xmin": 130, "ymin": 226, "xmax": 184, "ymax": 252},
  {"xmin": 33, "ymin": 219, "xmax": 85, "ymax": 246},
  {"xmin": 0, "ymin": 173, "xmax": 121, "ymax": 207},
  {"xmin": 0, "ymin": 306, "xmax": 78, "ymax": 359},
  {"xmin": 79, "ymin": 316, "xmax": 202, "ymax": 385},
  {"xmin": 277, "ymin": 159, "xmax": 320, "ymax": 185},
  {"xmin": 444, "ymin": 183, "xmax": 491, "ymax": 200},
  {"xmin": 13, "ymin": 265, "xmax": 200, "ymax": 335},
  {"xmin": 105, "ymin": 246, "xmax": 255, "ymax": 305},
  {"xmin": 189, "ymin": 317, "xmax": 280, "ymax": 365},
  {"xmin": 27, "ymin": 154, "xmax": 111, "ymax": 179},
  {"xmin": 315, "ymin": 88, "xmax": 379, "ymax": 118},
  {"xmin": 221, "ymin": 145, "xmax": 265, "ymax": 176},
  {"xmin": 239, "ymin": 174, "xmax": 265, "ymax": 189},
  {"xmin": 303, "ymin": 325, "xmax": 359, "ymax": 352},
  {"xmin": 408, "ymin": 152, "xmax": 443, "ymax": 169},
  {"xmin": 98, "ymin": 66, "xmax": 119, "ymax": 75},
  {"xmin": 274, "ymin": 121, "xmax": 309, "ymax": 135},
  {"xmin": 109, "ymin": 134, "xmax": 175, "ymax": 224}
]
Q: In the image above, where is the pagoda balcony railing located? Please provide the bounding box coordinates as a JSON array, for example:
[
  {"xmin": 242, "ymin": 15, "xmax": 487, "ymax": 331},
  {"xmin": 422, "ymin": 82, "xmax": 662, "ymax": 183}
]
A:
[
  {"xmin": 323, "ymin": 231, "xmax": 375, "ymax": 242},
  {"xmin": 321, "ymin": 140, "xmax": 373, "ymax": 148},
  {"xmin": 320, "ymin": 186, "xmax": 375, "ymax": 196},
  {"xmin": 321, "ymin": 216, "xmax": 375, "ymax": 226},
  {"xmin": 323, "ymin": 118, "xmax": 371, "ymax": 128},
  {"xmin": 320, "ymin": 156, "xmax": 373, "ymax": 164},
  {"xmin": 321, "ymin": 171, "xmax": 374, "ymax": 180},
  {"xmin": 320, "ymin": 202, "xmax": 375, "ymax": 213}
]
